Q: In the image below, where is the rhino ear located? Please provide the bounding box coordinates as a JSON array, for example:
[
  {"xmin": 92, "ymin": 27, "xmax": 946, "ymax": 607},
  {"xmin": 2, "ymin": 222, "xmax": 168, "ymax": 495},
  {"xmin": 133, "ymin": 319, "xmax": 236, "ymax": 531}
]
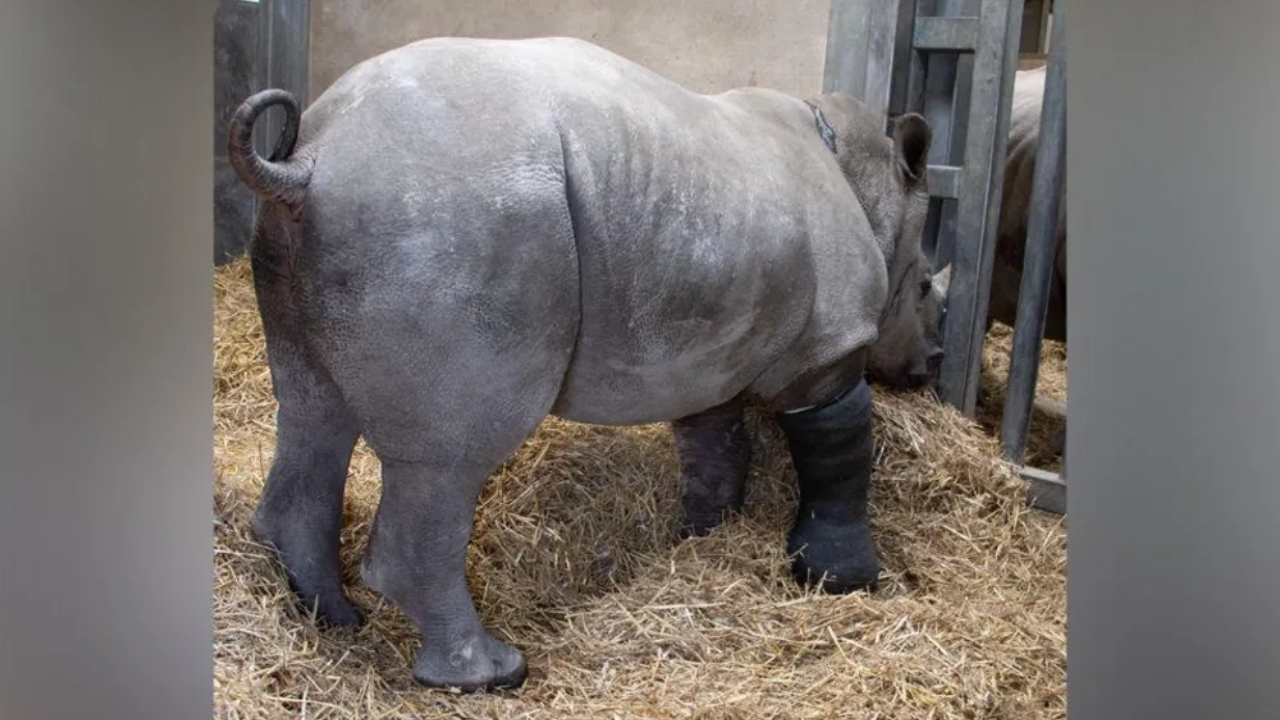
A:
[{"xmin": 892, "ymin": 113, "xmax": 932, "ymax": 188}]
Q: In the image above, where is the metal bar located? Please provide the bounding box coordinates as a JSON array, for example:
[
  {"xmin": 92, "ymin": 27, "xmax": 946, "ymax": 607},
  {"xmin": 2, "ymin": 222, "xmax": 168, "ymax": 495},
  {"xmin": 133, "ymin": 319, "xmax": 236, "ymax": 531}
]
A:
[
  {"xmin": 1021, "ymin": 466, "xmax": 1066, "ymax": 514},
  {"xmin": 1000, "ymin": 0, "xmax": 1066, "ymax": 462},
  {"xmin": 929, "ymin": 2, "xmax": 979, "ymax": 270},
  {"xmin": 862, "ymin": 0, "xmax": 907, "ymax": 121},
  {"xmin": 960, "ymin": 0, "xmax": 1028, "ymax": 414},
  {"xmin": 913, "ymin": 17, "xmax": 980, "ymax": 52},
  {"xmin": 926, "ymin": 165, "xmax": 962, "ymax": 198},
  {"xmin": 822, "ymin": 0, "xmax": 872, "ymax": 97},
  {"xmin": 935, "ymin": 0, "xmax": 1026, "ymax": 415},
  {"xmin": 903, "ymin": 7, "xmax": 932, "ymax": 117},
  {"xmin": 922, "ymin": 193, "xmax": 949, "ymax": 263},
  {"xmin": 886, "ymin": 0, "xmax": 923, "ymax": 125},
  {"xmin": 918, "ymin": 0, "xmax": 977, "ymax": 263},
  {"xmin": 823, "ymin": 0, "xmax": 906, "ymax": 127},
  {"xmin": 1039, "ymin": 0, "xmax": 1053, "ymax": 53},
  {"xmin": 919, "ymin": 39, "xmax": 957, "ymax": 257},
  {"xmin": 920, "ymin": 4, "xmax": 965, "ymax": 149}
]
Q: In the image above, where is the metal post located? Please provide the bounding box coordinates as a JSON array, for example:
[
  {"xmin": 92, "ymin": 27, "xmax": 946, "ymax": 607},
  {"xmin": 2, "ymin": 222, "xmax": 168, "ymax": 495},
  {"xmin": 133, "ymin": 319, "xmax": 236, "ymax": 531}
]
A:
[
  {"xmin": 1000, "ymin": 0, "xmax": 1066, "ymax": 462},
  {"xmin": 918, "ymin": 0, "xmax": 979, "ymax": 267},
  {"xmin": 935, "ymin": 0, "xmax": 1027, "ymax": 415},
  {"xmin": 823, "ymin": 0, "xmax": 903, "ymax": 120}
]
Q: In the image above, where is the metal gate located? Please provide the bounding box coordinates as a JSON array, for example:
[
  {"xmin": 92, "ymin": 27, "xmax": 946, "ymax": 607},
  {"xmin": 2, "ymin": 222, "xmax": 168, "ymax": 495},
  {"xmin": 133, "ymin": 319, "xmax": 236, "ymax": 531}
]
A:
[{"xmin": 824, "ymin": 0, "xmax": 1067, "ymax": 513}]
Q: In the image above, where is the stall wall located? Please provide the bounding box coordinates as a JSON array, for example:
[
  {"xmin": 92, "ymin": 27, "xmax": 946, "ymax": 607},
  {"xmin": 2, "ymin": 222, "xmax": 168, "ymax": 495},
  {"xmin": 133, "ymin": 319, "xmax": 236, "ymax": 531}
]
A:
[{"xmin": 309, "ymin": 0, "xmax": 832, "ymax": 100}]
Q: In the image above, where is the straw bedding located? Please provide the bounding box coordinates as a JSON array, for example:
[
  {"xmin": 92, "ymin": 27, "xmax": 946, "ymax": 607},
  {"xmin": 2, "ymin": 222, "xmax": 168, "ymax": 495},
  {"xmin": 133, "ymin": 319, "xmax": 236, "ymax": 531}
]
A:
[
  {"xmin": 977, "ymin": 324, "xmax": 1068, "ymax": 474},
  {"xmin": 214, "ymin": 257, "xmax": 1066, "ymax": 720}
]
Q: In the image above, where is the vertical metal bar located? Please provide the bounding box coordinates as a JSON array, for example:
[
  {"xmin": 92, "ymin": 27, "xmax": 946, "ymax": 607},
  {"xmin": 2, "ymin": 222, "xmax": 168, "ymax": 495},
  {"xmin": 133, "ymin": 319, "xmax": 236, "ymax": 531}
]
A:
[
  {"xmin": 1000, "ymin": 0, "xmax": 1066, "ymax": 462},
  {"xmin": 931, "ymin": 6, "xmax": 977, "ymax": 270},
  {"xmin": 823, "ymin": 0, "xmax": 872, "ymax": 97},
  {"xmin": 879, "ymin": 0, "xmax": 918, "ymax": 124},
  {"xmin": 935, "ymin": 0, "xmax": 1026, "ymax": 415},
  {"xmin": 1039, "ymin": 0, "xmax": 1053, "ymax": 53},
  {"xmin": 823, "ymin": 0, "xmax": 904, "ymax": 123},
  {"xmin": 919, "ymin": 0, "xmax": 977, "ymax": 265},
  {"xmin": 919, "ymin": 40, "xmax": 957, "ymax": 262},
  {"xmin": 902, "ymin": 2, "xmax": 932, "ymax": 118},
  {"xmin": 964, "ymin": 0, "xmax": 1028, "ymax": 412}
]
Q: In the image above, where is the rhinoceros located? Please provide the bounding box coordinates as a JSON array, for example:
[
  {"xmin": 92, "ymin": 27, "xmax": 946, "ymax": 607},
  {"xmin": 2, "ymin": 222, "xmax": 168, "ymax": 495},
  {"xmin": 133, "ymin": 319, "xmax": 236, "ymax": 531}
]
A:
[
  {"xmin": 227, "ymin": 36, "xmax": 948, "ymax": 692},
  {"xmin": 986, "ymin": 66, "xmax": 1067, "ymax": 455},
  {"xmin": 988, "ymin": 66, "xmax": 1066, "ymax": 343}
]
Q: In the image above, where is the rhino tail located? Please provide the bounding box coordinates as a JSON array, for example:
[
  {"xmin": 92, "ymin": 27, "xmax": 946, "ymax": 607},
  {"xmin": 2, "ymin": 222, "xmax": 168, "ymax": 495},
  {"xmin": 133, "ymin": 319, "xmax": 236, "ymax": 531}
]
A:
[{"xmin": 226, "ymin": 89, "xmax": 314, "ymax": 214}]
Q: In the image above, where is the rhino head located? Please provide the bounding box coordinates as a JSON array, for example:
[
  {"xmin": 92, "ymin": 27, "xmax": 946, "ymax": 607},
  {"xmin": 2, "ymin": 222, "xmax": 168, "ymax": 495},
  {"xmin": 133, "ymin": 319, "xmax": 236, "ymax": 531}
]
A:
[
  {"xmin": 868, "ymin": 261, "xmax": 951, "ymax": 389},
  {"xmin": 805, "ymin": 93, "xmax": 950, "ymax": 389}
]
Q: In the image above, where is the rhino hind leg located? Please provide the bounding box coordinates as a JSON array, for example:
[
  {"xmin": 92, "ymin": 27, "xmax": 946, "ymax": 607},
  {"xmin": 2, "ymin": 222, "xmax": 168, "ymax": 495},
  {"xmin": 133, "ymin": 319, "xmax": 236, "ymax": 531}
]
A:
[
  {"xmin": 775, "ymin": 378, "xmax": 881, "ymax": 594},
  {"xmin": 359, "ymin": 451, "xmax": 533, "ymax": 692},
  {"xmin": 672, "ymin": 395, "xmax": 752, "ymax": 538},
  {"xmin": 248, "ymin": 258, "xmax": 365, "ymax": 628},
  {"xmin": 322, "ymin": 277, "xmax": 575, "ymax": 691},
  {"xmin": 350, "ymin": 377, "xmax": 566, "ymax": 692}
]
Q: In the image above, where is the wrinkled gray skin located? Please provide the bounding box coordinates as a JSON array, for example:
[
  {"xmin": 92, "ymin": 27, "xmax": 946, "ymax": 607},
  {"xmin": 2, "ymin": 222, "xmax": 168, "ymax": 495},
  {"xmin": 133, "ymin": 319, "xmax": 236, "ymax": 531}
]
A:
[
  {"xmin": 986, "ymin": 67, "xmax": 1067, "ymax": 456},
  {"xmin": 228, "ymin": 36, "xmax": 947, "ymax": 693},
  {"xmin": 989, "ymin": 66, "xmax": 1066, "ymax": 342}
]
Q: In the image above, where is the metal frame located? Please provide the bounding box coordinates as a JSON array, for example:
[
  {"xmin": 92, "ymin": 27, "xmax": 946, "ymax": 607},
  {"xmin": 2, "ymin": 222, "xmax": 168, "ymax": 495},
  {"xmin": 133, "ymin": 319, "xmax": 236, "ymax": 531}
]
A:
[
  {"xmin": 929, "ymin": 0, "xmax": 1026, "ymax": 418},
  {"xmin": 823, "ymin": 0, "xmax": 904, "ymax": 118},
  {"xmin": 824, "ymin": 0, "xmax": 1067, "ymax": 515},
  {"xmin": 1000, "ymin": 0, "xmax": 1066, "ymax": 514},
  {"xmin": 826, "ymin": 0, "xmax": 1027, "ymax": 417}
]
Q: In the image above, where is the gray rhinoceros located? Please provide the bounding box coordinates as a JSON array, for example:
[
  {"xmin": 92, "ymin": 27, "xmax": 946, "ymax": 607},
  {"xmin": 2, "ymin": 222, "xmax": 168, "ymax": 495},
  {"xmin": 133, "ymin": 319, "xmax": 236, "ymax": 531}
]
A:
[
  {"xmin": 986, "ymin": 66, "xmax": 1067, "ymax": 455},
  {"xmin": 227, "ymin": 36, "xmax": 948, "ymax": 692},
  {"xmin": 988, "ymin": 66, "xmax": 1066, "ymax": 343}
]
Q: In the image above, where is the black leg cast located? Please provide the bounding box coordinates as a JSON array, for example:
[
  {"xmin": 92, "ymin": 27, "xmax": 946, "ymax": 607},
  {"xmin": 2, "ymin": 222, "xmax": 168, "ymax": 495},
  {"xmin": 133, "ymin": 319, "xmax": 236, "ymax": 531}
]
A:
[
  {"xmin": 775, "ymin": 378, "xmax": 880, "ymax": 594},
  {"xmin": 672, "ymin": 397, "xmax": 751, "ymax": 538}
]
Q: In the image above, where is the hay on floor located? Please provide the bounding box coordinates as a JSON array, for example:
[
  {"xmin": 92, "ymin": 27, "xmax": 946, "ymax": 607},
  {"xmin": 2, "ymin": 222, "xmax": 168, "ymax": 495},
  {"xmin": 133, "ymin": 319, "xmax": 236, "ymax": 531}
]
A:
[
  {"xmin": 214, "ymin": 258, "xmax": 1066, "ymax": 720},
  {"xmin": 977, "ymin": 323, "xmax": 1069, "ymax": 474}
]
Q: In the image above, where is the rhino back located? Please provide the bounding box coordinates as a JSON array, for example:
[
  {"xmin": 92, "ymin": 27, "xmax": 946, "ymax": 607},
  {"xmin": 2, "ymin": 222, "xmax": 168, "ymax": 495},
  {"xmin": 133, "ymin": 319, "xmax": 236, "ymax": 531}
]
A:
[
  {"xmin": 522, "ymin": 42, "xmax": 885, "ymax": 421},
  {"xmin": 288, "ymin": 37, "xmax": 886, "ymax": 424}
]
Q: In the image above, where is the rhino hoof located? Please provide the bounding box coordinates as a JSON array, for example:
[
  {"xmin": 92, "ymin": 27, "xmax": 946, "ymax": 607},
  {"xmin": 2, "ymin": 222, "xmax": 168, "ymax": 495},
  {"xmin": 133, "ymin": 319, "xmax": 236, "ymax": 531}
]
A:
[
  {"xmin": 412, "ymin": 633, "xmax": 528, "ymax": 693},
  {"xmin": 676, "ymin": 523, "xmax": 704, "ymax": 541},
  {"xmin": 677, "ymin": 512, "xmax": 731, "ymax": 540},
  {"xmin": 302, "ymin": 591, "xmax": 366, "ymax": 629},
  {"xmin": 286, "ymin": 583, "xmax": 365, "ymax": 629},
  {"xmin": 787, "ymin": 516, "xmax": 881, "ymax": 594}
]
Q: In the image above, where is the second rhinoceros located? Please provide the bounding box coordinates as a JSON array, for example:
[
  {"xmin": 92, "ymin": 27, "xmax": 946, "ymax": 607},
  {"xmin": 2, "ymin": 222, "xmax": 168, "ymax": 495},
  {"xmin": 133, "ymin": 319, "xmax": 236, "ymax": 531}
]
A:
[{"xmin": 985, "ymin": 66, "xmax": 1068, "ymax": 457}]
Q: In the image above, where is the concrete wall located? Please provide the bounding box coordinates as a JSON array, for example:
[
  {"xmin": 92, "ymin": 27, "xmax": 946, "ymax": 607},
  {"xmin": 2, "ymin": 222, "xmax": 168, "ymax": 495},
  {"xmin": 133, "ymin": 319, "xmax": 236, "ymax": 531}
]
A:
[{"xmin": 308, "ymin": 0, "xmax": 832, "ymax": 101}]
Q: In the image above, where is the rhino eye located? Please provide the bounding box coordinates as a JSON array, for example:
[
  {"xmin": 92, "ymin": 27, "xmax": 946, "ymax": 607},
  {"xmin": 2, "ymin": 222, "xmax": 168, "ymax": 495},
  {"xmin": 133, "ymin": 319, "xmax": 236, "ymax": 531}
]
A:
[{"xmin": 919, "ymin": 279, "xmax": 932, "ymax": 298}]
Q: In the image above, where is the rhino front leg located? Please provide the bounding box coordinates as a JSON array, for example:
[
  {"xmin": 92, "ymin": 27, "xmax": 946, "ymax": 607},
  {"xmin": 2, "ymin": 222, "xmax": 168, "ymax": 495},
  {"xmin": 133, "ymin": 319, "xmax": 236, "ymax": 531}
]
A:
[
  {"xmin": 775, "ymin": 378, "xmax": 881, "ymax": 594},
  {"xmin": 672, "ymin": 396, "xmax": 752, "ymax": 538}
]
